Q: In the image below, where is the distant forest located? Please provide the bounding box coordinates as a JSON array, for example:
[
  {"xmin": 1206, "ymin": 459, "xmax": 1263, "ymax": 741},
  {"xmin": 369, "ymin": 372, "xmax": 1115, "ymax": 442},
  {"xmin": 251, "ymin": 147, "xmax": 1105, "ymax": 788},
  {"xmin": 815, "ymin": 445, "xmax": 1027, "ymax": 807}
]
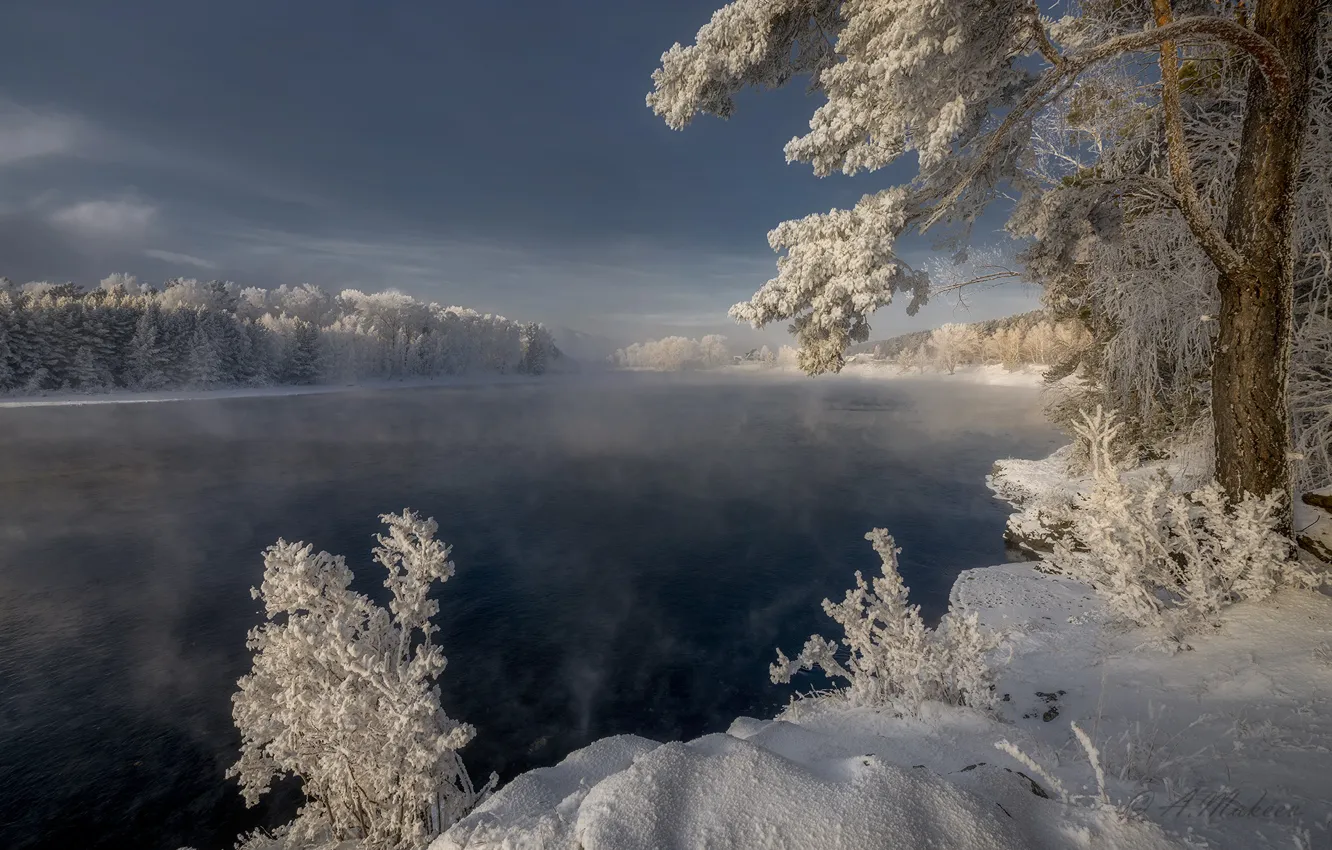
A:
[
  {"xmin": 0, "ymin": 275, "xmax": 558, "ymax": 394},
  {"xmin": 850, "ymin": 311, "xmax": 1047, "ymax": 361}
]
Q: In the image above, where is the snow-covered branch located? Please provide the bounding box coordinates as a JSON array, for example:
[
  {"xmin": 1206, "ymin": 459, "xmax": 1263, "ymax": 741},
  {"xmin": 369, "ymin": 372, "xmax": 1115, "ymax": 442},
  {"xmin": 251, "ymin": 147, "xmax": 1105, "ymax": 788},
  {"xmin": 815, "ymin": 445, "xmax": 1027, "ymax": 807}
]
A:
[
  {"xmin": 772, "ymin": 528, "xmax": 997, "ymax": 714},
  {"xmin": 229, "ymin": 510, "xmax": 495, "ymax": 850}
]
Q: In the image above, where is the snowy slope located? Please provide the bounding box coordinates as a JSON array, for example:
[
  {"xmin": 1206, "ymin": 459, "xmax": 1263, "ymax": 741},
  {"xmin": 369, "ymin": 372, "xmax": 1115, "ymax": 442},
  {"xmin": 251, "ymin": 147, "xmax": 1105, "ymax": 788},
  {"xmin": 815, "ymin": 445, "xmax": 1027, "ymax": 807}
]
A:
[
  {"xmin": 436, "ymin": 693, "xmax": 1180, "ymax": 850},
  {"xmin": 436, "ymin": 559, "xmax": 1332, "ymax": 850}
]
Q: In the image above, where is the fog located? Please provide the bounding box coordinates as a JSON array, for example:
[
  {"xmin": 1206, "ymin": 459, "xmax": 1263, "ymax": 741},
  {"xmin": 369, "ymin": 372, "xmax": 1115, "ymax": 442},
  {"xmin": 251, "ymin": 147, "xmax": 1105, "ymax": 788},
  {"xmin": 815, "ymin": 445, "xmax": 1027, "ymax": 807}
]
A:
[{"xmin": 0, "ymin": 373, "xmax": 1060, "ymax": 850}]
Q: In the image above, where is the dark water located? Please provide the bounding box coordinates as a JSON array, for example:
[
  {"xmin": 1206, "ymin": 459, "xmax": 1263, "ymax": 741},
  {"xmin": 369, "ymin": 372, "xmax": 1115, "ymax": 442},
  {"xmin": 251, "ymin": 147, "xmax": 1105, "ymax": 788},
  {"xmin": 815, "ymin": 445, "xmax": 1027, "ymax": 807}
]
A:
[{"xmin": 0, "ymin": 373, "xmax": 1061, "ymax": 850}]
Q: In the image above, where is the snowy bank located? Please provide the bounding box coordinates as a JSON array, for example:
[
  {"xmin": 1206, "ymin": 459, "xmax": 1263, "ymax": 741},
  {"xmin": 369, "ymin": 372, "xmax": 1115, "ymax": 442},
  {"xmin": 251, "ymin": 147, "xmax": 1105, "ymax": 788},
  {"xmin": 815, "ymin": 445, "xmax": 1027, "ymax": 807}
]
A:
[{"xmin": 436, "ymin": 557, "xmax": 1332, "ymax": 850}]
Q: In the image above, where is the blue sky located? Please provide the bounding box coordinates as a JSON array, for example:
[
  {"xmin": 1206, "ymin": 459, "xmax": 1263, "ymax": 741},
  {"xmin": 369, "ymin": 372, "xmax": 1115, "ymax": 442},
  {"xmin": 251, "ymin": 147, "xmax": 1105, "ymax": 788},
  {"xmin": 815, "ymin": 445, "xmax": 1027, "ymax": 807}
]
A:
[{"xmin": 0, "ymin": 0, "xmax": 1039, "ymax": 344}]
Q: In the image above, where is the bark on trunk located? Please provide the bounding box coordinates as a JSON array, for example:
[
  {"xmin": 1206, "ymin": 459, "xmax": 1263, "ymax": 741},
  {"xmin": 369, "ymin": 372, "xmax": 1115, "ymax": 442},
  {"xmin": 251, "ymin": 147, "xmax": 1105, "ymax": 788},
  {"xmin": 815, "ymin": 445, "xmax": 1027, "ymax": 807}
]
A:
[{"xmin": 1213, "ymin": 0, "xmax": 1317, "ymax": 525}]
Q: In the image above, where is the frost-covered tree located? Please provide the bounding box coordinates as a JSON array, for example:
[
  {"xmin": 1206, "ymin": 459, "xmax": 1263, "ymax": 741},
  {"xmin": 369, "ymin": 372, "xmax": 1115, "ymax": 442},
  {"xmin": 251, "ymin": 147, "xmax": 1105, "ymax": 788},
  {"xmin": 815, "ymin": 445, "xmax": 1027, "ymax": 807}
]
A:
[
  {"xmin": 281, "ymin": 319, "xmax": 320, "ymax": 385},
  {"xmin": 125, "ymin": 307, "xmax": 169, "ymax": 389},
  {"xmin": 230, "ymin": 510, "xmax": 493, "ymax": 850},
  {"xmin": 185, "ymin": 322, "xmax": 224, "ymax": 389},
  {"xmin": 927, "ymin": 323, "xmax": 981, "ymax": 375},
  {"xmin": 989, "ymin": 326, "xmax": 1026, "ymax": 370},
  {"xmin": 0, "ymin": 278, "xmax": 552, "ymax": 394},
  {"xmin": 894, "ymin": 343, "xmax": 929, "ymax": 375},
  {"xmin": 649, "ymin": 0, "xmax": 1325, "ymax": 517},
  {"xmin": 612, "ymin": 334, "xmax": 732, "ymax": 370},
  {"xmin": 518, "ymin": 322, "xmax": 555, "ymax": 375},
  {"xmin": 70, "ymin": 344, "xmax": 113, "ymax": 390},
  {"xmin": 772, "ymin": 529, "xmax": 996, "ymax": 713}
]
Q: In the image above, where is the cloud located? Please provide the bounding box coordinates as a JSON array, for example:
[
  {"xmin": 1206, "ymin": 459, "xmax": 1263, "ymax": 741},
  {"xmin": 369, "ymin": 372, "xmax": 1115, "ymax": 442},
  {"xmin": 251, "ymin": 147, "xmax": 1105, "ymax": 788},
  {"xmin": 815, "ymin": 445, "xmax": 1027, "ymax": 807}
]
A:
[
  {"xmin": 49, "ymin": 199, "xmax": 157, "ymax": 240},
  {"xmin": 143, "ymin": 248, "xmax": 216, "ymax": 269},
  {"xmin": 0, "ymin": 101, "xmax": 85, "ymax": 166}
]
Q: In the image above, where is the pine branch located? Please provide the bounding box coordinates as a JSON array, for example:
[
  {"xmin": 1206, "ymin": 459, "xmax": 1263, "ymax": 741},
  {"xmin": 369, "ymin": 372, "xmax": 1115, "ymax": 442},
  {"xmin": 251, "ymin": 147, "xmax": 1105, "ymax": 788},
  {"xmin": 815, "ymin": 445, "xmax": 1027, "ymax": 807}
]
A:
[
  {"xmin": 923, "ymin": 15, "xmax": 1290, "ymax": 232},
  {"xmin": 1151, "ymin": 0, "xmax": 1250, "ymax": 280}
]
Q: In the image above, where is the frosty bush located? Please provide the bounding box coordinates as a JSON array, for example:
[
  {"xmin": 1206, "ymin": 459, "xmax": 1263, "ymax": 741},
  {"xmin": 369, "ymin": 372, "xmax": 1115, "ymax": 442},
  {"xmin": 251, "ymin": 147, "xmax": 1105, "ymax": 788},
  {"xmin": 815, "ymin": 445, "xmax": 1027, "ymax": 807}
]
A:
[
  {"xmin": 771, "ymin": 529, "xmax": 996, "ymax": 713},
  {"xmin": 229, "ymin": 510, "xmax": 493, "ymax": 850},
  {"xmin": 1047, "ymin": 474, "xmax": 1321, "ymax": 632}
]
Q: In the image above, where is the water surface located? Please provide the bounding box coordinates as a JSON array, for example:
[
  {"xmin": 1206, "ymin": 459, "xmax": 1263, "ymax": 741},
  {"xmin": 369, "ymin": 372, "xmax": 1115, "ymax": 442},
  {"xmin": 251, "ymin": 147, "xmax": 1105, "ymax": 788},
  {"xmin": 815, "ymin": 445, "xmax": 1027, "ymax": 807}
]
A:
[{"xmin": 0, "ymin": 373, "xmax": 1060, "ymax": 850}]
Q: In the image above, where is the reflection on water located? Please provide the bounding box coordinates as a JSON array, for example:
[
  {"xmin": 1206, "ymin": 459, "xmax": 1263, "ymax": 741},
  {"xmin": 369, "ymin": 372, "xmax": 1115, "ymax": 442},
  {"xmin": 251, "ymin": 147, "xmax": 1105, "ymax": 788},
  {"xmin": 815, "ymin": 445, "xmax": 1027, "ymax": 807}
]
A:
[{"xmin": 0, "ymin": 373, "xmax": 1061, "ymax": 850}]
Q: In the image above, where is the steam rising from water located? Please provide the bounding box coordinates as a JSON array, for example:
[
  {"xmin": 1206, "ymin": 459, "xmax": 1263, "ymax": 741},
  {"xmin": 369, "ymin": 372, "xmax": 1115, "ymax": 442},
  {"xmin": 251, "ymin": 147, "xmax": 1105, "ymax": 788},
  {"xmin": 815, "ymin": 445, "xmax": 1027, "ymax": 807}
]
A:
[{"xmin": 0, "ymin": 373, "xmax": 1059, "ymax": 850}]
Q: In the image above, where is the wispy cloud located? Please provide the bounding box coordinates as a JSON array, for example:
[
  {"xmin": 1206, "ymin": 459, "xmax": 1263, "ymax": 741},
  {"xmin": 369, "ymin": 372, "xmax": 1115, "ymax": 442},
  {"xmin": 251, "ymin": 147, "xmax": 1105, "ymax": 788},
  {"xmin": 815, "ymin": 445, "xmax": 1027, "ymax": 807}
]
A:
[
  {"xmin": 0, "ymin": 101, "xmax": 85, "ymax": 167},
  {"xmin": 143, "ymin": 248, "xmax": 216, "ymax": 269},
  {"xmin": 49, "ymin": 199, "xmax": 157, "ymax": 240}
]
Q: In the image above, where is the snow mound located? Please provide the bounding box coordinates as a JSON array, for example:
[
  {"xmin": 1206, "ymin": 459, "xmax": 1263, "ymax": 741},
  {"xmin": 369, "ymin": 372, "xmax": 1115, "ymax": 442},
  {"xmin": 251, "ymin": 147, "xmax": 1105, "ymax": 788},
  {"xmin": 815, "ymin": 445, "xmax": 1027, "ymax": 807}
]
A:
[
  {"xmin": 436, "ymin": 735, "xmax": 659, "ymax": 850},
  {"xmin": 436, "ymin": 698, "xmax": 1178, "ymax": 850},
  {"xmin": 570, "ymin": 732, "xmax": 1040, "ymax": 850},
  {"xmin": 440, "ymin": 556, "xmax": 1332, "ymax": 850}
]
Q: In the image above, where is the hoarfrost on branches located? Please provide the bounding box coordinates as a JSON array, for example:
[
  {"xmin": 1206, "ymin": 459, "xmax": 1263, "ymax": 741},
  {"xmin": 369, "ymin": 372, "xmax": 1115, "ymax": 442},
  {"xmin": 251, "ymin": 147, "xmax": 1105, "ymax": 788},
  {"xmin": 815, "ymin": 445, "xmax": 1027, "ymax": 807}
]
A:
[
  {"xmin": 650, "ymin": 0, "xmax": 1043, "ymax": 374},
  {"xmin": 611, "ymin": 334, "xmax": 730, "ymax": 370},
  {"xmin": 1046, "ymin": 469, "xmax": 1323, "ymax": 633},
  {"xmin": 228, "ymin": 510, "xmax": 494, "ymax": 850},
  {"xmin": 0, "ymin": 278, "xmax": 558, "ymax": 395},
  {"xmin": 771, "ymin": 528, "xmax": 996, "ymax": 714},
  {"xmin": 649, "ymin": 0, "xmax": 1331, "ymax": 512},
  {"xmin": 924, "ymin": 323, "xmax": 982, "ymax": 375}
]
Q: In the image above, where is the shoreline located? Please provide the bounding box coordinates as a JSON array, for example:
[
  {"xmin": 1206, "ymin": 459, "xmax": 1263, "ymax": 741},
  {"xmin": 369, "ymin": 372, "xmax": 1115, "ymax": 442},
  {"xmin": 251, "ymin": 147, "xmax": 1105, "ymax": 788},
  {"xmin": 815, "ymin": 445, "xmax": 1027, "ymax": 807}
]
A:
[
  {"xmin": 0, "ymin": 364, "xmax": 1046, "ymax": 409},
  {"xmin": 0, "ymin": 374, "xmax": 554, "ymax": 409}
]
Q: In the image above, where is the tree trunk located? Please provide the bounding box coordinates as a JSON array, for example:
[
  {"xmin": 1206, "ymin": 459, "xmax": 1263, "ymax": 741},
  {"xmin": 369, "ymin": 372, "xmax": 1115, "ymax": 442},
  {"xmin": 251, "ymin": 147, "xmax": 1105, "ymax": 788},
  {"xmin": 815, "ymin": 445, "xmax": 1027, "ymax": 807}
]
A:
[{"xmin": 1213, "ymin": 0, "xmax": 1317, "ymax": 525}]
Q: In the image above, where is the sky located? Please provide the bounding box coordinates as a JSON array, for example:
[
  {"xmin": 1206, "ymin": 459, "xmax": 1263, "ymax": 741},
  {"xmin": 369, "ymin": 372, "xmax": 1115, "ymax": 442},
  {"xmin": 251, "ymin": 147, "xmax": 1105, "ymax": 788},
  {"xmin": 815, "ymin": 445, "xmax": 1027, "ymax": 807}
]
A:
[{"xmin": 0, "ymin": 0, "xmax": 1040, "ymax": 346}]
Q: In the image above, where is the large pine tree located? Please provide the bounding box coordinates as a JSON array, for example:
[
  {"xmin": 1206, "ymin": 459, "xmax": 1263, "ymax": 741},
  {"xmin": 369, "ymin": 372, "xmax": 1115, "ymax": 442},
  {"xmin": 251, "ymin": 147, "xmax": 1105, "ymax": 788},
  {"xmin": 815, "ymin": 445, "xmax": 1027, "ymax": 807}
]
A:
[{"xmin": 649, "ymin": 0, "xmax": 1325, "ymax": 522}]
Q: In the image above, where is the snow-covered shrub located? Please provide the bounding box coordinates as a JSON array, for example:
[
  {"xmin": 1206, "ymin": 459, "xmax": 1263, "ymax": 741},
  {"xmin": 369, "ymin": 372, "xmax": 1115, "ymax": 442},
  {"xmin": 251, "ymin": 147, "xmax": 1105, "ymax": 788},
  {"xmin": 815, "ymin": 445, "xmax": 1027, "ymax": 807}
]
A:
[
  {"xmin": 1047, "ymin": 474, "xmax": 1321, "ymax": 632},
  {"xmin": 926, "ymin": 323, "xmax": 981, "ymax": 374},
  {"xmin": 771, "ymin": 529, "xmax": 996, "ymax": 713},
  {"xmin": 893, "ymin": 344, "xmax": 928, "ymax": 374},
  {"xmin": 229, "ymin": 510, "xmax": 494, "ymax": 850}
]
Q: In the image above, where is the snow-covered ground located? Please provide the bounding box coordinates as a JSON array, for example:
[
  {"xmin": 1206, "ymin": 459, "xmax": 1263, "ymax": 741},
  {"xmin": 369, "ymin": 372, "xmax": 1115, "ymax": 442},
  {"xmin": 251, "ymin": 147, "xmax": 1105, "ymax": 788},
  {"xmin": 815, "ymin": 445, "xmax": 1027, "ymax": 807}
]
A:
[{"xmin": 434, "ymin": 445, "xmax": 1332, "ymax": 850}]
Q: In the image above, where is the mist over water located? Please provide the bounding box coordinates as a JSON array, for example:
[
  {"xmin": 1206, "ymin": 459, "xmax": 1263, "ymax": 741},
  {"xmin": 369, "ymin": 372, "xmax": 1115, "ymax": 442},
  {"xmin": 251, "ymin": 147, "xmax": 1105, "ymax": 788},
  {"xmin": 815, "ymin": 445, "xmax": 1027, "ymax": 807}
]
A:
[{"xmin": 0, "ymin": 373, "xmax": 1061, "ymax": 850}]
